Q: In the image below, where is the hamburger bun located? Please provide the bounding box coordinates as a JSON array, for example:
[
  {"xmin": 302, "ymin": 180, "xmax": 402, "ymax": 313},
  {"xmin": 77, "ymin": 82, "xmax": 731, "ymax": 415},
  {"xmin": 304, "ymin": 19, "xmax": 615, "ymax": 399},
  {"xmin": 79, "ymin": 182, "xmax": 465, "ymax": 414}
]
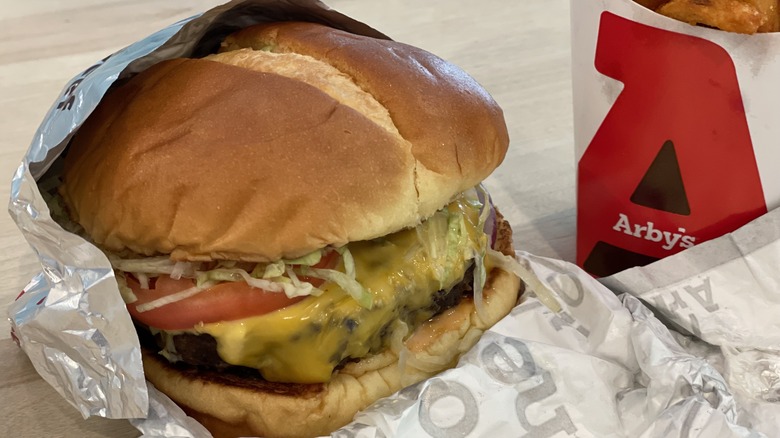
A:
[{"xmin": 61, "ymin": 21, "xmax": 509, "ymax": 262}]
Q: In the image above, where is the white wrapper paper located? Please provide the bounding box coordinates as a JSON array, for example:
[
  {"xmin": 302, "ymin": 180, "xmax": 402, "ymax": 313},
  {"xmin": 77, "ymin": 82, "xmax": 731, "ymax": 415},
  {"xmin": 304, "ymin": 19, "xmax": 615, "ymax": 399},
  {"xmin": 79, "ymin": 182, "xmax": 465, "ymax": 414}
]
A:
[{"xmin": 7, "ymin": 0, "xmax": 780, "ymax": 437}]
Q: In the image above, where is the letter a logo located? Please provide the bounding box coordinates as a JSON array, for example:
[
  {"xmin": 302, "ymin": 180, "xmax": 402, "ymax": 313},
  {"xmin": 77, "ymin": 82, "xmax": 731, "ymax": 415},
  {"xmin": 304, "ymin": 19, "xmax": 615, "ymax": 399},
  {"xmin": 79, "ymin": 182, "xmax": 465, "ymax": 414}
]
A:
[
  {"xmin": 631, "ymin": 140, "xmax": 689, "ymax": 216},
  {"xmin": 577, "ymin": 13, "xmax": 766, "ymax": 277}
]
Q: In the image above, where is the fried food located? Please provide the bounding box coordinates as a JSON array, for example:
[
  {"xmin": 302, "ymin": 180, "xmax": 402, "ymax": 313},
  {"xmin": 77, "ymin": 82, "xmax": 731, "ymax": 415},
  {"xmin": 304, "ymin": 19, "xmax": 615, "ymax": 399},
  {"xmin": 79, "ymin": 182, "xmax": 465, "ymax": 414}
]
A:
[
  {"xmin": 634, "ymin": 0, "xmax": 672, "ymax": 9},
  {"xmin": 635, "ymin": 0, "xmax": 780, "ymax": 33},
  {"xmin": 754, "ymin": 0, "xmax": 780, "ymax": 32}
]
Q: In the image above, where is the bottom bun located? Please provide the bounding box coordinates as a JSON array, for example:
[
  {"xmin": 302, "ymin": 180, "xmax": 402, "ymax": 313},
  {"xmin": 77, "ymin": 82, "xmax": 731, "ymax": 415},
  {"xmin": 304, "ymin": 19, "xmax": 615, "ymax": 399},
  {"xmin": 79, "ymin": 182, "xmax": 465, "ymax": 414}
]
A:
[{"xmin": 142, "ymin": 214, "xmax": 522, "ymax": 438}]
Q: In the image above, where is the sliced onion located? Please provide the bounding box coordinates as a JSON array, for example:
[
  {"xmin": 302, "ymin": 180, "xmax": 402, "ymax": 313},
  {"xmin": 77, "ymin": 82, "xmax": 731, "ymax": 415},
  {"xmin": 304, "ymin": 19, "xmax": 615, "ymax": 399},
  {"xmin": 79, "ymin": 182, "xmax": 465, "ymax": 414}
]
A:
[
  {"xmin": 486, "ymin": 248, "xmax": 561, "ymax": 312},
  {"xmin": 476, "ymin": 184, "xmax": 497, "ymax": 248},
  {"xmin": 389, "ymin": 320, "xmax": 409, "ymax": 356},
  {"xmin": 487, "ymin": 208, "xmax": 497, "ymax": 248},
  {"xmin": 388, "ymin": 320, "xmax": 455, "ymax": 374},
  {"xmin": 457, "ymin": 327, "xmax": 484, "ymax": 354},
  {"xmin": 136, "ymin": 281, "xmax": 217, "ymax": 313},
  {"xmin": 397, "ymin": 347, "xmax": 409, "ymax": 380},
  {"xmin": 472, "ymin": 250, "xmax": 489, "ymax": 324},
  {"xmin": 390, "ymin": 321, "xmax": 410, "ymax": 378},
  {"xmin": 403, "ymin": 242, "xmax": 423, "ymax": 262},
  {"xmin": 402, "ymin": 346, "xmax": 453, "ymax": 373}
]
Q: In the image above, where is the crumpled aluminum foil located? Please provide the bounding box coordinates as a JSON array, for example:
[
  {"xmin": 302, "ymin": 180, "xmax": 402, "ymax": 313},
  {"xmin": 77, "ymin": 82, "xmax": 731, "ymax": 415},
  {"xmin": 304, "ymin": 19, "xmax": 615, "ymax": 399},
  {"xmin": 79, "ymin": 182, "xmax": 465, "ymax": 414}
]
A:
[
  {"xmin": 7, "ymin": 0, "xmax": 780, "ymax": 436},
  {"xmin": 603, "ymin": 207, "xmax": 780, "ymax": 436}
]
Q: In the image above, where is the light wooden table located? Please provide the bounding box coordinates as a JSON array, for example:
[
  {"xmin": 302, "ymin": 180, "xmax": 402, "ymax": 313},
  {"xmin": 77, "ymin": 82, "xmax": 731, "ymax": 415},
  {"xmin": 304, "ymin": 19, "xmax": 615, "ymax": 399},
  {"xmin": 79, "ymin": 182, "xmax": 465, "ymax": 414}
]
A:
[{"xmin": 0, "ymin": 0, "xmax": 574, "ymax": 436}]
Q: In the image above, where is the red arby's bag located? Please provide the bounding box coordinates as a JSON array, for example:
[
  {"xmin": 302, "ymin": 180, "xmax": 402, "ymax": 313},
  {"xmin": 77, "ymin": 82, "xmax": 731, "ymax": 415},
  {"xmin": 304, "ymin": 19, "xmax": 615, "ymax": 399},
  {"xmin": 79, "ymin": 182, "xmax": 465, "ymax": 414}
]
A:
[{"xmin": 572, "ymin": 0, "xmax": 780, "ymax": 277}]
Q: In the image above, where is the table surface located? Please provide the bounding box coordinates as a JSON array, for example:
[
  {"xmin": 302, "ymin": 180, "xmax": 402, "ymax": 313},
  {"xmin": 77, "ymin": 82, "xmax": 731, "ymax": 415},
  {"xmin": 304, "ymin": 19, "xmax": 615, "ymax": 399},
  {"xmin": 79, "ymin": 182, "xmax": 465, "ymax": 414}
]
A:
[{"xmin": 0, "ymin": 0, "xmax": 574, "ymax": 436}]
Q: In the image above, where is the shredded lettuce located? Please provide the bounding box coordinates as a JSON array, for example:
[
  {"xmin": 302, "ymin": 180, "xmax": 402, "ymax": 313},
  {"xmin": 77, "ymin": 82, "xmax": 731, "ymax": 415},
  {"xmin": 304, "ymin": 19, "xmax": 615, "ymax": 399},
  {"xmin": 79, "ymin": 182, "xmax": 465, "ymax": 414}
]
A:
[
  {"xmin": 250, "ymin": 249, "xmax": 322, "ymax": 279},
  {"xmin": 285, "ymin": 266, "xmax": 303, "ymax": 288},
  {"xmin": 195, "ymin": 269, "xmax": 245, "ymax": 285},
  {"xmin": 170, "ymin": 261, "xmax": 193, "ymax": 280},
  {"xmin": 412, "ymin": 196, "xmax": 485, "ymax": 291},
  {"xmin": 302, "ymin": 266, "xmax": 373, "ymax": 309},
  {"xmin": 136, "ymin": 281, "xmax": 218, "ymax": 313},
  {"xmin": 283, "ymin": 249, "xmax": 323, "ymax": 266},
  {"xmin": 196, "ymin": 268, "xmax": 318, "ymax": 299},
  {"xmin": 258, "ymin": 261, "xmax": 285, "ymax": 279},
  {"xmin": 111, "ymin": 250, "xmax": 330, "ymax": 303},
  {"xmin": 137, "ymin": 273, "xmax": 150, "ymax": 290},
  {"xmin": 108, "ymin": 255, "xmax": 180, "ymax": 274},
  {"xmin": 114, "ymin": 273, "xmax": 138, "ymax": 304},
  {"xmin": 336, "ymin": 247, "xmax": 357, "ymax": 279}
]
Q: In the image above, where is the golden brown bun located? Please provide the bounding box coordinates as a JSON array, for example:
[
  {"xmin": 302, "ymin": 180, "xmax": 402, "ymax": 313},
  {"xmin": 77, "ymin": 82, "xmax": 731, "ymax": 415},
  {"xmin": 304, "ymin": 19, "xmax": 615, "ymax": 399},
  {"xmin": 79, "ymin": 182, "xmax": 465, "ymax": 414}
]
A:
[
  {"xmin": 61, "ymin": 22, "xmax": 509, "ymax": 261},
  {"xmin": 142, "ymin": 215, "xmax": 522, "ymax": 438}
]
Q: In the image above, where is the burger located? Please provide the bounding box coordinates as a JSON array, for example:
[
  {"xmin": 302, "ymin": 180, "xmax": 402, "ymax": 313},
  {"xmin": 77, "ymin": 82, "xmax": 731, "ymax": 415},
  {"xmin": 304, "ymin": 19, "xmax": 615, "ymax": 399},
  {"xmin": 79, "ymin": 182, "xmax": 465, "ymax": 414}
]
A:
[{"xmin": 56, "ymin": 21, "xmax": 529, "ymax": 438}]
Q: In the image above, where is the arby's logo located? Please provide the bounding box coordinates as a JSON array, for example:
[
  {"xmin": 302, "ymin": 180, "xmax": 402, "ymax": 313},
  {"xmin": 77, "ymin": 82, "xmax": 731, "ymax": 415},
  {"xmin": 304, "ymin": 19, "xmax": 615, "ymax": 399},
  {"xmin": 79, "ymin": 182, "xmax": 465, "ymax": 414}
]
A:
[{"xmin": 577, "ymin": 12, "xmax": 766, "ymax": 277}]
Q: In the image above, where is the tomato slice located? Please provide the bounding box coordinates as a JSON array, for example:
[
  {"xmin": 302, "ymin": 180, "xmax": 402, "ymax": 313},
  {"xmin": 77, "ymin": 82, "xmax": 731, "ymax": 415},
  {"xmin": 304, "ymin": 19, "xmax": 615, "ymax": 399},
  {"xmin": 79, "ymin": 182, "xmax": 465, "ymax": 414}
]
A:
[
  {"xmin": 126, "ymin": 276, "xmax": 306, "ymax": 330},
  {"xmin": 125, "ymin": 251, "xmax": 341, "ymax": 331}
]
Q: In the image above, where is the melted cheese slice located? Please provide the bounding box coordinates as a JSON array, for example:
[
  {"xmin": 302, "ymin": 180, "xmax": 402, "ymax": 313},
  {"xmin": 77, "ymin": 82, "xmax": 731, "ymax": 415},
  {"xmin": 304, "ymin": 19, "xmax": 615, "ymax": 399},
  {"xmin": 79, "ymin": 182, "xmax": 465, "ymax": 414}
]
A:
[{"xmin": 195, "ymin": 196, "xmax": 485, "ymax": 383}]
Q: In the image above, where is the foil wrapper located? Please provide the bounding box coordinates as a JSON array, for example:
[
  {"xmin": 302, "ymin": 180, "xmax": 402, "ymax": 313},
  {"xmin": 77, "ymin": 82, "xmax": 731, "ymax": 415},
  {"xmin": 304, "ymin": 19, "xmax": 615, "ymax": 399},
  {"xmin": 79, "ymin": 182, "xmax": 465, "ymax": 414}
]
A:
[{"xmin": 7, "ymin": 0, "xmax": 780, "ymax": 436}]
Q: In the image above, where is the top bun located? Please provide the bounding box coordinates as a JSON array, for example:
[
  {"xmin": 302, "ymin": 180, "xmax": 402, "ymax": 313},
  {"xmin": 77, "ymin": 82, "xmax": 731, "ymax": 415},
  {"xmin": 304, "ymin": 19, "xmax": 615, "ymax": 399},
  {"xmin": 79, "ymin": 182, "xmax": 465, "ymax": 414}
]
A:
[{"xmin": 61, "ymin": 22, "xmax": 509, "ymax": 261}]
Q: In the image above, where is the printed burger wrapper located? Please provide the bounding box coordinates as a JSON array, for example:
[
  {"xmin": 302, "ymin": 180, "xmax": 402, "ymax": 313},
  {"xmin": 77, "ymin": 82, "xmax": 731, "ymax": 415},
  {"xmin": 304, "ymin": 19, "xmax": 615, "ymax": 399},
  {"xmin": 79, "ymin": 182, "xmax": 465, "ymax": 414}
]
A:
[
  {"xmin": 572, "ymin": 0, "xmax": 780, "ymax": 277},
  {"xmin": 7, "ymin": 0, "xmax": 780, "ymax": 437}
]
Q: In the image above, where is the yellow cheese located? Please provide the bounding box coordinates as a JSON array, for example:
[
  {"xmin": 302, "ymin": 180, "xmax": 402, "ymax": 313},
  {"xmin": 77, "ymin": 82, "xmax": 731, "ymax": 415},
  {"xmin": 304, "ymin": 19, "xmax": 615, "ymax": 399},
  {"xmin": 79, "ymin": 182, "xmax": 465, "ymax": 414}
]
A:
[{"xmin": 196, "ymin": 195, "xmax": 485, "ymax": 383}]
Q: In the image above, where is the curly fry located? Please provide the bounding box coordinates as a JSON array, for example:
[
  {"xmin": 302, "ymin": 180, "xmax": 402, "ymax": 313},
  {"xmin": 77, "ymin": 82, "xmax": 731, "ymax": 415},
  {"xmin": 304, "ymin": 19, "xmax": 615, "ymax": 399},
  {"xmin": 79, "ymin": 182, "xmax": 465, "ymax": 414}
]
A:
[
  {"xmin": 634, "ymin": 0, "xmax": 673, "ymax": 9},
  {"xmin": 753, "ymin": 0, "xmax": 780, "ymax": 32},
  {"xmin": 657, "ymin": 0, "xmax": 764, "ymax": 34}
]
